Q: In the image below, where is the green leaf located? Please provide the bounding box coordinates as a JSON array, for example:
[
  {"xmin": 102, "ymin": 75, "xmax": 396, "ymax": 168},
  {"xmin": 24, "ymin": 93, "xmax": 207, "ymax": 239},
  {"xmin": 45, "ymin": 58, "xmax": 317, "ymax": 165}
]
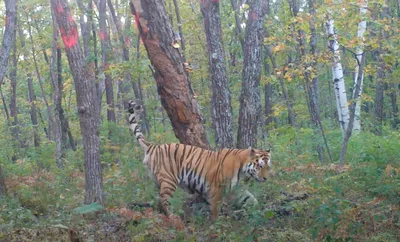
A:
[
  {"xmin": 51, "ymin": 224, "xmax": 69, "ymax": 230},
  {"xmin": 264, "ymin": 210, "xmax": 275, "ymax": 219},
  {"xmin": 72, "ymin": 202, "xmax": 104, "ymax": 214}
]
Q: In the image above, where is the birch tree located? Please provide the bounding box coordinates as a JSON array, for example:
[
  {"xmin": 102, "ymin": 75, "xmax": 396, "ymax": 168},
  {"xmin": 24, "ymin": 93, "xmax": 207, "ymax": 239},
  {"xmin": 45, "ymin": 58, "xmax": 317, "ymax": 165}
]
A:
[
  {"xmin": 326, "ymin": 15, "xmax": 349, "ymax": 135},
  {"xmin": 352, "ymin": 0, "xmax": 368, "ymax": 133}
]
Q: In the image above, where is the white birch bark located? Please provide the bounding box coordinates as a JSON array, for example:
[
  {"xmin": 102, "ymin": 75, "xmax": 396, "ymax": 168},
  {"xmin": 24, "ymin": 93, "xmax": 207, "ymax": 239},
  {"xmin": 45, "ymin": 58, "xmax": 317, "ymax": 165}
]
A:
[
  {"xmin": 327, "ymin": 16, "xmax": 349, "ymax": 135},
  {"xmin": 352, "ymin": 0, "xmax": 368, "ymax": 133}
]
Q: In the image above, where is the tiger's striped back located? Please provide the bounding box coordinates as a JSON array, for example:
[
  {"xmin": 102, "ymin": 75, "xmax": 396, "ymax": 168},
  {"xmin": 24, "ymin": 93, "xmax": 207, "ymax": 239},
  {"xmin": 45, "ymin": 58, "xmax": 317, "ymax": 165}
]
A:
[{"xmin": 127, "ymin": 101, "xmax": 271, "ymax": 220}]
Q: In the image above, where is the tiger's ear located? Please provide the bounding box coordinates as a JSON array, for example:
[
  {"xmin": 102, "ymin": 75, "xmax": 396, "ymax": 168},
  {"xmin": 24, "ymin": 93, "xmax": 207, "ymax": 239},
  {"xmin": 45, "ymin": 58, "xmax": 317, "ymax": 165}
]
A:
[
  {"xmin": 266, "ymin": 149, "xmax": 271, "ymax": 152},
  {"xmin": 247, "ymin": 146, "xmax": 256, "ymax": 156}
]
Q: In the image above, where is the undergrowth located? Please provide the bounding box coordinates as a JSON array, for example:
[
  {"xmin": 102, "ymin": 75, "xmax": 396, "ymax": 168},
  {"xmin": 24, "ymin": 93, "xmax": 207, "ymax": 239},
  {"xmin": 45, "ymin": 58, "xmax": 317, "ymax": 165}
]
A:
[{"xmin": 0, "ymin": 124, "xmax": 399, "ymax": 241}]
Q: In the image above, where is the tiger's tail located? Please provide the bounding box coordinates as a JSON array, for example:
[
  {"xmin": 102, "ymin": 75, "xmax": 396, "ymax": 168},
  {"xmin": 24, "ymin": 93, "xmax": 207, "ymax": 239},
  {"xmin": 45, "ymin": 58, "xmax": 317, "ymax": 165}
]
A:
[{"xmin": 128, "ymin": 100, "xmax": 150, "ymax": 150}]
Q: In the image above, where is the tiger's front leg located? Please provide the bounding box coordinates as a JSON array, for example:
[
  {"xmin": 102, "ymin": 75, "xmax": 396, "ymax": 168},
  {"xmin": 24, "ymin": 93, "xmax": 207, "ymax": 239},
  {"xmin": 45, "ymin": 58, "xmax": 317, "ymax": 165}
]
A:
[
  {"xmin": 210, "ymin": 189, "xmax": 223, "ymax": 221},
  {"xmin": 157, "ymin": 182, "xmax": 177, "ymax": 216}
]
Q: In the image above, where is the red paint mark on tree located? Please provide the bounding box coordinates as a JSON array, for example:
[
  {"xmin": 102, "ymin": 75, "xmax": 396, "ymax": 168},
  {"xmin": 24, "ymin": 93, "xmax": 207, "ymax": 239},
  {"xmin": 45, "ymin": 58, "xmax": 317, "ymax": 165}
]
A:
[
  {"xmin": 59, "ymin": 27, "xmax": 78, "ymax": 49},
  {"xmin": 67, "ymin": 14, "xmax": 74, "ymax": 22},
  {"xmin": 125, "ymin": 36, "xmax": 131, "ymax": 47},
  {"xmin": 5, "ymin": 15, "xmax": 9, "ymax": 27},
  {"xmin": 56, "ymin": 3, "xmax": 64, "ymax": 13},
  {"xmin": 134, "ymin": 13, "xmax": 147, "ymax": 42},
  {"xmin": 99, "ymin": 30, "xmax": 106, "ymax": 40},
  {"xmin": 251, "ymin": 11, "xmax": 258, "ymax": 20}
]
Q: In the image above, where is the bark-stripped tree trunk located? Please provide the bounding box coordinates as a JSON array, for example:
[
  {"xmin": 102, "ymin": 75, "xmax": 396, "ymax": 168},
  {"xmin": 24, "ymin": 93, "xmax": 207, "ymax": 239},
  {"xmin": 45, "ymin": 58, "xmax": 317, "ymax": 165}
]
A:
[
  {"xmin": 27, "ymin": 22, "xmax": 55, "ymax": 141},
  {"xmin": 99, "ymin": 0, "xmax": 116, "ymax": 124},
  {"xmin": 352, "ymin": 0, "xmax": 368, "ymax": 134},
  {"xmin": 27, "ymin": 74, "xmax": 40, "ymax": 148},
  {"xmin": 51, "ymin": 0, "xmax": 103, "ymax": 205},
  {"xmin": 130, "ymin": 0, "xmax": 209, "ymax": 149},
  {"xmin": 237, "ymin": 0, "xmax": 266, "ymax": 149},
  {"xmin": 326, "ymin": 16, "xmax": 350, "ymax": 136},
  {"xmin": 0, "ymin": 0, "xmax": 17, "ymax": 197},
  {"xmin": 200, "ymin": 0, "xmax": 234, "ymax": 148}
]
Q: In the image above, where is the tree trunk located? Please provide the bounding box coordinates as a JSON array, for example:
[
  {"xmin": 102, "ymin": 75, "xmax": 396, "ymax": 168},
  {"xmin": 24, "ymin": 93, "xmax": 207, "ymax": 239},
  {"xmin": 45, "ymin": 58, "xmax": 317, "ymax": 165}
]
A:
[
  {"xmin": 200, "ymin": 0, "xmax": 234, "ymax": 148},
  {"xmin": 339, "ymin": 52, "xmax": 365, "ymax": 166},
  {"xmin": 290, "ymin": 0, "xmax": 330, "ymax": 163},
  {"xmin": 27, "ymin": 74, "xmax": 40, "ymax": 148},
  {"xmin": 326, "ymin": 16, "xmax": 350, "ymax": 136},
  {"xmin": 57, "ymin": 45, "xmax": 76, "ymax": 151},
  {"xmin": 374, "ymin": 3, "xmax": 389, "ymax": 136},
  {"xmin": 130, "ymin": 0, "xmax": 209, "ymax": 149},
  {"xmin": 9, "ymin": 27, "xmax": 20, "ymax": 150},
  {"xmin": 0, "ymin": 164, "xmax": 5, "ymax": 197},
  {"xmin": 230, "ymin": 0, "xmax": 245, "ymax": 50},
  {"xmin": 99, "ymin": 0, "xmax": 116, "ymax": 124},
  {"xmin": 352, "ymin": 0, "xmax": 368, "ymax": 134},
  {"xmin": 172, "ymin": 0, "xmax": 186, "ymax": 61},
  {"xmin": 107, "ymin": 0, "xmax": 131, "ymax": 110},
  {"xmin": 0, "ymin": 0, "xmax": 17, "ymax": 85},
  {"xmin": 0, "ymin": 86, "xmax": 9, "ymax": 121},
  {"xmin": 390, "ymin": 83, "xmax": 399, "ymax": 129},
  {"xmin": 50, "ymin": 9, "xmax": 64, "ymax": 168},
  {"xmin": 237, "ymin": 0, "xmax": 266, "ymax": 149},
  {"xmin": 52, "ymin": 0, "xmax": 103, "ymax": 205},
  {"xmin": 0, "ymin": 0, "xmax": 16, "ymax": 197},
  {"xmin": 135, "ymin": 38, "xmax": 151, "ymax": 135},
  {"xmin": 27, "ymin": 22, "xmax": 55, "ymax": 141}
]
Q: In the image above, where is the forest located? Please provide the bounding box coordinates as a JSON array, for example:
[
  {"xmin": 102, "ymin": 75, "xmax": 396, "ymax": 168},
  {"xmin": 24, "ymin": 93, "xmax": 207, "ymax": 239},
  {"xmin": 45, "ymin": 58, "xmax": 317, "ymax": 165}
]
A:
[{"xmin": 0, "ymin": 0, "xmax": 399, "ymax": 241}]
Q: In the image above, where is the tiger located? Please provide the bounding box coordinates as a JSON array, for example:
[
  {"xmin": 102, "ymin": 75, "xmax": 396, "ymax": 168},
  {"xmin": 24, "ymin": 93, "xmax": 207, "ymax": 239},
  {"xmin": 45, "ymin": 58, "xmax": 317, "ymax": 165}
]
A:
[{"xmin": 127, "ymin": 101, "xmax": 271, "ymax": 220}]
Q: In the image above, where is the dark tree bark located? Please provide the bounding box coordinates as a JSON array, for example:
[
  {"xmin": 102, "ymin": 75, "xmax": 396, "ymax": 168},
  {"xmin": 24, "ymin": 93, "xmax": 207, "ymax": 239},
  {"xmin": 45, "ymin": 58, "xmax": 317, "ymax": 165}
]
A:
[
  {"xmin": 289, "ymin": 0, "xmax": 331, "ymax": 162},
  {"xmin": 27, "ymin": 74, "xmax": 40, "ymax": 148},
  {"xmin": 99, "ymin": 0, "xmax": 116, "ymax": 124},
  {"xmin": 237, "ymin": 0, "xmax": 266, "ymax": 149},
  {"xmin": 130, "ymin": 0, "xmax": 209, "ymax": 149},
  {"xmin": 374, "ymin": 5, "xmax": 389, "ymax": 136},
  {"xmin": 390, "ymin": 83, "xmax": 399, "ymax": 129},
  {"xmin": 200, "ymin": 0, "xmax": 234, "ymax": 148},
  {"xmin": 0, "ymin": 0, "xmax": 16, "ymax": 198},
  {"xmin": 0, "ymin": 0, "xmax": 17, "ymax": 85},
  {"xmin": 57, "ymin": 43, "xmax": 76, "ymax": 151},
  {"xmin": 172, "ymin": 0, "xmax": 186, "ymax": 61},
  {"xmin": 27, "ymin": 22, "xmax": 55, "ymax": 141},
  {"xmin": 107, "ymin": 0, "xmax": 132, "ymax": 110},
  {"xmin": 51, "ymin": 0, "xmax": 103, "ymax": 204},
  {"xmin": 230, "ymin": 0, "xmax": 245, "ymax": 50},
  {"xmin": 263, "ymin": 0, "xmax": 273, "ymax": 135},
  {"xmin": 50, "ymin": 8, "xmax": 65, "ymax": 168},
  {"xmin": 0, "ymin": 86, "xmax": 9, "ymax": 121},
  {"xmin": 135, "ymin": 38, "xmax": 151, "ymax": 135},
  {"xmin": 0, "ymin": 164, "xmax": 5, "ymax": 197},
  {"xmin": 9, "ymin": 26, "xmax": 20, "ymax": 149}
]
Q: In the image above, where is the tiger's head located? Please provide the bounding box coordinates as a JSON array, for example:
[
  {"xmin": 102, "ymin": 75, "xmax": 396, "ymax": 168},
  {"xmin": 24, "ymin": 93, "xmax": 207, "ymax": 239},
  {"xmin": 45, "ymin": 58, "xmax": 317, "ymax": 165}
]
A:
[{"xmin": 242, "ymin": 147, "xmax": 272, "ymax": 182}]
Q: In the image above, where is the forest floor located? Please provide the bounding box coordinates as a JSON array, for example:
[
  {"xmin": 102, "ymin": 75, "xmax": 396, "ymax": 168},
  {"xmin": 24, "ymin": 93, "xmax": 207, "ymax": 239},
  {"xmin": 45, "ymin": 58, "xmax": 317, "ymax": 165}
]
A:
[{"xmin": 1, "ymin": 159, "xmax": 399, "ymax": 242}]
